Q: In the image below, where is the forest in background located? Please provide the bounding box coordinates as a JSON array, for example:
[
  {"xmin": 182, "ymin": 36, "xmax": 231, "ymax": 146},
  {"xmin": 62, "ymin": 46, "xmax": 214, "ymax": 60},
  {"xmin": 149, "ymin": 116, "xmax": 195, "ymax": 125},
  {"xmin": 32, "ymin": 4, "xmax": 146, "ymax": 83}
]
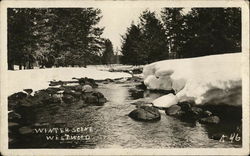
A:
[
  {"xmin": 7, "ymin": 8, "xmax": 241, "ymax": 69},
  {"xmin": 121, "ymin": 8, "xmax": 241, "ymax": 65},
  {"xmin": 8, "ymin": 8, "xmax": 117, "ymax": 70}
]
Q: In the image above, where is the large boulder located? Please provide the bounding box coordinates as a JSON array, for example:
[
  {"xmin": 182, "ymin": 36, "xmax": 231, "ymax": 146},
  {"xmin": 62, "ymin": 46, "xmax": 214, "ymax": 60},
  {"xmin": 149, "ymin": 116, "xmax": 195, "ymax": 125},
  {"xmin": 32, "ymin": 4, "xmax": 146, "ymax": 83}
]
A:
[
  {"xmin": 128, "ymin": 106, "xmax": 161, "ymax": 122},
  {"xmin": 152, "ymin": 93, "xmax": 178, "ymax": 108}
]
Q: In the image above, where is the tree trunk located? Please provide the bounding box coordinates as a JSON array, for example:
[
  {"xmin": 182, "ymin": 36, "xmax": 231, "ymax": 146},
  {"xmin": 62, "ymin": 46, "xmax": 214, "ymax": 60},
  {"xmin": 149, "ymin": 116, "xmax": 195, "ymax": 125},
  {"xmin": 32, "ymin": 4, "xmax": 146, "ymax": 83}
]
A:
[{"xmin": 19, "ymin": 64, "xmax": 22, "ymax": 70}]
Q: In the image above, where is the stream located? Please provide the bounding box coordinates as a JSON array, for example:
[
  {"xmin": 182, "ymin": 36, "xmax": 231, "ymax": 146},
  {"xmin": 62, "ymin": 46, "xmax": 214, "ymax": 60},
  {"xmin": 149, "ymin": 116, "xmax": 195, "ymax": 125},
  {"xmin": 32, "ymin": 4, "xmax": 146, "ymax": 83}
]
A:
[{"xmin": 9, "ymin": 81, "xmax": 242, "ymax": 148}]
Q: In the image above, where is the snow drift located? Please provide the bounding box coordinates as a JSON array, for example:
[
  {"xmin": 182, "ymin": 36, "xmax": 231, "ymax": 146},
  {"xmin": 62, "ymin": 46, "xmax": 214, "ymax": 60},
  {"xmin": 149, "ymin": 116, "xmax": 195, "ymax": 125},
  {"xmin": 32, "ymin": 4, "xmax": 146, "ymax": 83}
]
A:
[
  {"xmin": 144, "ymin": 53, "xmax": 242, "ymax": 107},
  {"xmin": 7, "ymin": 67, "xmax": 131, "ymax": 95}
]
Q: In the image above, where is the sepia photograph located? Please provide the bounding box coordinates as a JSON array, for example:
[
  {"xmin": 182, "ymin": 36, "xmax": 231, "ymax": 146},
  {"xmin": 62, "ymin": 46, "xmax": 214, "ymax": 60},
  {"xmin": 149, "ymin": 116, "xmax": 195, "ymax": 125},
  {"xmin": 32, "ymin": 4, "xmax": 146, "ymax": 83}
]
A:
[{"xmin": 0, "ymin": 0, "xmax": 249, "ymax": 155}]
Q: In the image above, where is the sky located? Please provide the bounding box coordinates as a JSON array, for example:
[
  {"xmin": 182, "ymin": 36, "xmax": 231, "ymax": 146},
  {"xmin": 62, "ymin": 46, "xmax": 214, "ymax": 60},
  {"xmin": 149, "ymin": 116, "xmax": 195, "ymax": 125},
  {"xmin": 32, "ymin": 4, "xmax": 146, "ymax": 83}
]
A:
[{"xmin": 98, "ymin": 7, "xmax": 191, "ymax": 52}]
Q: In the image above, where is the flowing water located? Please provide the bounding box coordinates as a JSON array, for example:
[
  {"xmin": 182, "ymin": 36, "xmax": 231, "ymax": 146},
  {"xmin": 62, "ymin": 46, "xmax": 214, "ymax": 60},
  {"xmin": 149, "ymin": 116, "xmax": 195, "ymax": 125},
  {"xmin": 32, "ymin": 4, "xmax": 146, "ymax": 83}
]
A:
[{"xmin": 9, "ymin": 81, "xmax": 242, "ymax": 148}]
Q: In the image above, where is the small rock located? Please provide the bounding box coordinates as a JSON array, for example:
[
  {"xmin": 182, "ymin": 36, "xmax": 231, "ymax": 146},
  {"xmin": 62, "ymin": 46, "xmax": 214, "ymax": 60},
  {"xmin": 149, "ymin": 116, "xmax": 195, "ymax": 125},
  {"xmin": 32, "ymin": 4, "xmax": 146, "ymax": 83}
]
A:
[
  {"xmin": 203, "ymin": 110, "xmax": 213, "ymax": 117},
  {"xmin": 104, "ymin": 78, "xmax": 114, "ymax": 83},
  {"xmin": 40, "ymin": 122, "xmax": 50, "ymax": 126},
  {"xmin": 33, "ymin": 90, "xmax": 51, "ymax": 104},
  {"xmin": 63, "ymin": 88, "xmax": 74, "ymax": 95},
  {"xmin": 78, "ymin": 77, "xmax": 98, "ymax": 88},
  {"xmin": 8, "ymin": 111, "xmax": 22, "ymax": 121},
  {"xmin": 82, "ymin": 85, "xmax": 93, "ymax": 93},
  {"xmin": 92, "ymin": 91, "xmax": 105, "ymax": 98},
  {"xmin": 75, "ymin": 85, "xmax": 83, "ymax": 91},
  {"xmin": 72, "ymin": 91, "xmax": 82, "ymax": 98},
  {"xmin": 189, "ymin": 107, "xmax": 203, "ymax": 116},
  {"xmin": 136, "ymin": 82, "xmax": 147, "ymax": 90},
  {"xmin": 46, "ymin": 87, "xmax": 63, "ymax": 94},
  {"xmin": 166, "ymin": 105, "xmax": 183, "ymax": 116},
  {"xmin": 128, "ymin": 106, "xmax": 161, "ymax": 122},
  {"xmin": 127, "ymin": 76, "xmax": 142, "ymax": 82},
  {"xmin": 62, "ymin": 94, "xmax": 75, "ymax": 103},
  {"xmin": 54, "ymin": 119, "xmax": 66, "ymax": 125},
  {"xmin": 178, "ymin": 101, "xmax": 192, "ymax": 111},
  {"xmin": 52, "ymin": 93, "xmax": 61, "ymax": 98},
  {"xmin": 199, "ymin": 116, "xmax": 220, "ymax": 124},
  {"xmin": 132, "ymin": 68, "xmax": 143, "ymax": 74},
  {"xmin": 51, "ymin": 95, "xmax": 62, "ymax": 103},
  {"xmin": 98, "ymin": 97, "xmax": 107, "ymax": 104},
  {"xmin": 130, "ymin": 89, "xmax": 144, "ymax": 99},
  {"xmin": 9, "ymin": 122, "xmax": 19, "ymax": 128},
  {"xmin": 33, "ymin": 123, "xmax": 42, "ymax": 127},
  {"xmin": 19, "ymin": 126, "xmax": 33, "ymax": 135},
  {"xmin": 85, "ymin": 95, "xmax": 99, "ymax": 103}
]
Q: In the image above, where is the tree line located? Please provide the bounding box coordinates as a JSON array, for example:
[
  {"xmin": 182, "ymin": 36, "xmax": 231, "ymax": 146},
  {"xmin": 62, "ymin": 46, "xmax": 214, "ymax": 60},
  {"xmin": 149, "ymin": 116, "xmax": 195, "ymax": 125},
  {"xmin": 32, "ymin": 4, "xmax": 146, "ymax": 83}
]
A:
[
  {"xmin": 121, "ymin": 8, "xmax": 241, "ymax": 65},
  {"xmin": 8, "ymin": 8, "xmax": 116, "ymax": 70}
]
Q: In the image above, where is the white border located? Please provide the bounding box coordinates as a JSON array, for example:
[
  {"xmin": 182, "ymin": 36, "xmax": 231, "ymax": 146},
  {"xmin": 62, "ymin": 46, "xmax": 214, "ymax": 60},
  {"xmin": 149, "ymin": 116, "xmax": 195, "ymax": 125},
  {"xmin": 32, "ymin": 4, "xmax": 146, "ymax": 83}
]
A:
[{"xmin": 0, "ymin": 0, "xmax": 249, "ymax": 155}]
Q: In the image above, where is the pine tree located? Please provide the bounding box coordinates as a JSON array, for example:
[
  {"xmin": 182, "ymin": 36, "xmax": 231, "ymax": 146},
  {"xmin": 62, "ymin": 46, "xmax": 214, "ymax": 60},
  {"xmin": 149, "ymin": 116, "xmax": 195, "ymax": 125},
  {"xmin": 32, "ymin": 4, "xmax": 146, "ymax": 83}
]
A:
[
  {"xmin": 181, "ymin": 8, "xmax": 241, "ymax": 58},
  {"xmin": 102, "ymin": 39, "xmax": 114, "ymax": 64},
  {"xmin": 8, "ymin": 8, "xmax": 39, "ymax": 69},
  {"xmin": 161, "ymin": 8, "xmax": 184, "ymax": 58},
  {"xmin": 139, "ymin": 10, "xmax": 168, "ymax": 63},
  {"xmin": 8, "ymin": 8, "xmax": 105, "ymax": 69},
  {"xmin": 121, "ymin": 23, "xmax": 145, "ymax": 65}
]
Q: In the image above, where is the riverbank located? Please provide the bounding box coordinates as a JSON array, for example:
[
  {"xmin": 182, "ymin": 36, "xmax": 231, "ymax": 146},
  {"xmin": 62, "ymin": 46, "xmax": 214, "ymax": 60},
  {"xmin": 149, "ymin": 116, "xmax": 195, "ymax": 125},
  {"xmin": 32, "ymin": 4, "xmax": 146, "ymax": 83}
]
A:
[
  {"xmin": 8, "ymin": 74, "xmax": 242, "ymax": 148},
  {"xmin": 7, "ymin": 67, "xmax": 132, "ymax": 96}
]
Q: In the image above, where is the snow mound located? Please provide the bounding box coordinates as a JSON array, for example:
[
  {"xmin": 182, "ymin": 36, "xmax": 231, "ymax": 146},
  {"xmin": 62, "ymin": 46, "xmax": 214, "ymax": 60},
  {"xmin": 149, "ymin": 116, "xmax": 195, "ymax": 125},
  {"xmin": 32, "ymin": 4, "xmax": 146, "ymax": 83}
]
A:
[
  {"xmin": 152, "ymin": 93, "xmax": 178, "ymax": 108},
  {"xmin": 143, "ymin": 53, "xmax": 242, "ymax": 106},
  {"xmin": 7, "ymin": 67, "xmax": 131, "ymax": 95}
]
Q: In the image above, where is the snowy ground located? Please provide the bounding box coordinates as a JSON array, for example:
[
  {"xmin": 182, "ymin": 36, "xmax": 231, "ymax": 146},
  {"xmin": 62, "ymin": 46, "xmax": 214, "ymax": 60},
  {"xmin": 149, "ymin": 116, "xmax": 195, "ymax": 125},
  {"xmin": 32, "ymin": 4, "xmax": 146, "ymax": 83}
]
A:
[
  {"xmin": 7, "ymin": 53, "xmax": 243, "ymax": 107},
  {"xmin": 7, "ymin": 67, "xmax": 131, "ymax": 95},
  {"xmin": 144, "ymin": 53, "xmax": 242, "ymax": 107}
]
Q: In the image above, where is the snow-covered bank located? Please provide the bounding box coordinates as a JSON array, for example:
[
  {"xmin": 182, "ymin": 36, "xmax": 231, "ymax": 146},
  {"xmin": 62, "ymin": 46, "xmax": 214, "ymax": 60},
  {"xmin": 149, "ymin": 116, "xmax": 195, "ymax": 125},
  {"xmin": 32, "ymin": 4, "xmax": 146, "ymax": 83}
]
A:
[
  {"xmin": 7, "ymin": 67, "xmax": 131, "ymax": 95},
  {"xmin": 144, "ymin": 53, "xmax": 242, "ymax": 106}
]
